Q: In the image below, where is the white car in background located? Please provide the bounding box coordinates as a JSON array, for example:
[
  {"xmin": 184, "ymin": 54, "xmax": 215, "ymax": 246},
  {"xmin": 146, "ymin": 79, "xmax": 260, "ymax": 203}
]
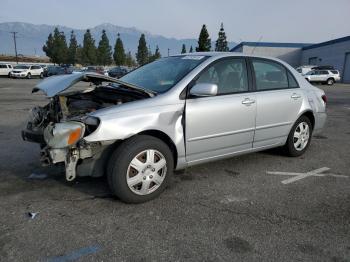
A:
[
  {"xmin": 0, "ymin": 64, "xmax": 13, "ymax": 77},
  {"xmin": 304, "ymin": 70, "xmax": 341, "ymax": 85},
  {"xmin": 296, "ymin": 65, "xmax": 316, "ymax": 75},
  {"xmin": 10, "ymin": 65, "xmax": 44, "ymax": 79}
]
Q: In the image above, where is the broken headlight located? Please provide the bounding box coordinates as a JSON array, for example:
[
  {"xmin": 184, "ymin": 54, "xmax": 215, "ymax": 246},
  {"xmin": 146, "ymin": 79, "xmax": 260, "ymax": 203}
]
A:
[{"xmin": 44, "ymin": 121, "xmax": 85, "ymax": 148}]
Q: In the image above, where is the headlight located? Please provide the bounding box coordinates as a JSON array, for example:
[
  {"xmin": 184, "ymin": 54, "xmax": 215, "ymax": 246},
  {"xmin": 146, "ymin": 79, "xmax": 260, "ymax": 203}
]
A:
[{"xmin": 44, "ymin": 121, "xmax": 85, "ymax": 148}]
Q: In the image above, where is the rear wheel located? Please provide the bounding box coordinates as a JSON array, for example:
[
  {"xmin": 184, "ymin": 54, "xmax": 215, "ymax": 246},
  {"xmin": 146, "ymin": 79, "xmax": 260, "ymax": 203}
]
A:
[
  {"xmin": 39, "ymin": 72, "xmax": 44, "ymax": 79},
  {"xmin": 285, "ymin": 116, "xmax": 312, "ymax": 157},
  {"xmin": 327, "ymin": 78, "xmax": 334, "ymax": 85},
  {"xmin": 107, "ymin": 135, "xmax": 173, "ymax": 203}
]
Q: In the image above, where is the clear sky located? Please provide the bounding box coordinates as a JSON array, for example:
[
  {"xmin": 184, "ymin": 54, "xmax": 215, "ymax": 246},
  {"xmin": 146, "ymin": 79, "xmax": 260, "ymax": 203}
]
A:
[{"xmin": 1, "ymin": 0, "xmax": 349, "ymax": 43}]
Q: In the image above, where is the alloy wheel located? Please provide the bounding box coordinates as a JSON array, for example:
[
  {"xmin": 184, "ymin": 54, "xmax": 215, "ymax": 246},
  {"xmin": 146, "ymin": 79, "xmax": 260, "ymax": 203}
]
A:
[
  {"xmin": 126, "ymin": 149, "xmax": 167, "ymax": 195},
  {"xmin": 293, "ymin": 122, "xmax": 310, "ymax": 151}
]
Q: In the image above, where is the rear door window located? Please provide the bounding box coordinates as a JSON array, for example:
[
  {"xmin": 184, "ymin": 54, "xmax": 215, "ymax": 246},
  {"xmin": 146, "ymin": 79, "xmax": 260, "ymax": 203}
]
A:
[{"xmin": 252, "ymin": 59, "xmax": 290, "ymax": 90}]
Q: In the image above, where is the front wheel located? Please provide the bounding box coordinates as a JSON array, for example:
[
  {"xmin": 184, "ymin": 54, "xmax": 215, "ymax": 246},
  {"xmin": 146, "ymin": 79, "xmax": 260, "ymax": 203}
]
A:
[
  {"xmin": 107, "ymin": 135, "xmax": 174, "ymax": 203},
  {"xmin": 284, "ymin": 116, "xmax": 312, "ymax": 157},
  {"xmin": 327, "ymin": 78, "xmax": 334, "ymax": 85},
  {"xmin": 26, "ymin": 73, "xmax": 31, "ymax": 79}
]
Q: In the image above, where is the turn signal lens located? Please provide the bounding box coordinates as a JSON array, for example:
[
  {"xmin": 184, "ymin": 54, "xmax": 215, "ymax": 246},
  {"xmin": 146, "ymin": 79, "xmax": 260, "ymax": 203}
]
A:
[{"xmin": 67, "ymin": 127, "xmax": 82, "ymax": 145}]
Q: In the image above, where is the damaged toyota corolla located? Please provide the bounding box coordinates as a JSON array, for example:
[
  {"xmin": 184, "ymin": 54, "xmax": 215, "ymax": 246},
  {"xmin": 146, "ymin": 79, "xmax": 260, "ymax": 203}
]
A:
[{"xmin": 23, "ymin": 53, "xmax": 327, "ymax": 203}]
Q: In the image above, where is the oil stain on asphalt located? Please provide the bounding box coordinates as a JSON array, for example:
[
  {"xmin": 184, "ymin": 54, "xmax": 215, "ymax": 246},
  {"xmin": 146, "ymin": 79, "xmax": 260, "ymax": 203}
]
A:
[{"xmin": 224, "ymin": 236, "xmax": 253, "ymax": 253}]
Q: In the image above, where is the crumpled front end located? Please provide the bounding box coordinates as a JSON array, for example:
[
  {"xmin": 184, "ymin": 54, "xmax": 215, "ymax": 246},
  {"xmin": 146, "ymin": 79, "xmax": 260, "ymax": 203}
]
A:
[{"xmin": 22, "ymin": 73, "xmax": 152, "ymax": 181}]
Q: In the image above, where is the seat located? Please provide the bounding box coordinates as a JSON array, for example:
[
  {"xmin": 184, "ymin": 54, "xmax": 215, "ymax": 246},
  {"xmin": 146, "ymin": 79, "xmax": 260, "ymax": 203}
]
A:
[{"xmin": 219, "ymin": 72, "xmax": 240, "ymax": 94}]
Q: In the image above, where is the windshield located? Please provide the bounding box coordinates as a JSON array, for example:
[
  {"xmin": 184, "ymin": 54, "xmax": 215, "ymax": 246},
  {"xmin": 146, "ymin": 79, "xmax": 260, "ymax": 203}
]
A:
[
  {"xmin": 14, "ymin": 65, "xmax": 29, "ymax": 69},
  {"xmin": 305, "ymin": 71, "xmax": 314, "ymax": 75},
  {"xmin": 120, "ymin": 55, "xmax": 208, "ymax": 93}
]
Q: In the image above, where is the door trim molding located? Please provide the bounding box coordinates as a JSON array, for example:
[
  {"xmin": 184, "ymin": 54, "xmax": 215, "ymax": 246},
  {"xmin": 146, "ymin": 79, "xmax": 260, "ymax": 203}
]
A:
[{"xmin": 187, "ymin": 127, "xmax": 255, "ymax": 142}]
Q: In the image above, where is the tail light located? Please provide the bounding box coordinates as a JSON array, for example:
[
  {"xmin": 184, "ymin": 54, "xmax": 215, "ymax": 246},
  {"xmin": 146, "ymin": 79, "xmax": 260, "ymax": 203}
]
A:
[{"xmin": 321, "ymin": 94, "xmax": 327, "ymax": 104}]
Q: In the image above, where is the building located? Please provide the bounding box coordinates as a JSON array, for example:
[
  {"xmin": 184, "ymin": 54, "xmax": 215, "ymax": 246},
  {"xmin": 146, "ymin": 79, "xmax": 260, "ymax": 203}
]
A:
[
  {"xmin": 231, "ymin": 36, "xmax": 350, "ymax": 83},
  {"xmin": 231, "ymin": 42, "xmax": 311, "ymax": 68}
]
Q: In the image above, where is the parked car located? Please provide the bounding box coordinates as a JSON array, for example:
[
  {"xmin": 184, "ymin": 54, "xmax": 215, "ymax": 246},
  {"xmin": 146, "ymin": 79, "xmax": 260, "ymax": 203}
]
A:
[
  {"xmin": 108, "ymin": 67, "xmax": 128, "ymax": 78},
  {"xmin": 304, "ymin": 69, "xmax": 340, "ymax": 85},
  {"xmin": 44, "ymin": 66, "xmax": 65, "ymax": 77},
  {"xmin": 296, "ymin": 65, "xmax": 316, "ymax": 75},
  {"xmin": 0, "ymin": 63, "xmax": 13, "ymax": 77},
  {"xmin": 44, "ymin": 66, "xmax": 74, "ymax": 77},
  {"xmin": 22, "ymin": 53, "xmax": 327, "ymax": 203},
  {"xmin": 10, "ymin": 65, "xmax": 44, "ymax": 79},
  {"xmin": 86, "ymin": 66, "xmax": 108, "ymax": 76}
]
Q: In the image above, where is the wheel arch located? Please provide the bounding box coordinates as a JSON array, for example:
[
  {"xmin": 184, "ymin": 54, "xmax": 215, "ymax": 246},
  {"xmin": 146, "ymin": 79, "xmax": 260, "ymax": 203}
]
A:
[
  {"xmin": 137, "ymin": 129, "xmax": 178, "ymax": 168},
  {"xmin": 298, "ymin": 110, "xmax": 315, "ymax": 130}
]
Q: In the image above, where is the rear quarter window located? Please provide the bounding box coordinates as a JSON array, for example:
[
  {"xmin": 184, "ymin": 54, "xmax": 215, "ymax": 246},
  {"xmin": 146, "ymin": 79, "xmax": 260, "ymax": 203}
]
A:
[{"xmin": 330, "ymin": 70, "xmax": 338, "ymax": 74}]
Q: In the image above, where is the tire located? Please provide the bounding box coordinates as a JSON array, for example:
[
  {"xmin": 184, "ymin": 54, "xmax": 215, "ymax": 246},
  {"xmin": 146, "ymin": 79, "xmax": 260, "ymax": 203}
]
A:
[
  {"xmin": 7, "ymin": 73, "xmax": 11, "ymax": 78},
  {"xmin": 327, "ymin": 78, "xmax": 334, "ymax": 85},
  {"xmin": 26, "ymin": 73, "xmax": 31, "ymax": 79},
  {"xmin": 107, "ymin": 135, "xmax": 174, "ymax": 203},
  {"xmin": 39, "ymin": 72, "xmax": 44, "ymax": 79},
  {"xmin": 284, "ymin": 116, "xmax": 312, "ymax": 157}
]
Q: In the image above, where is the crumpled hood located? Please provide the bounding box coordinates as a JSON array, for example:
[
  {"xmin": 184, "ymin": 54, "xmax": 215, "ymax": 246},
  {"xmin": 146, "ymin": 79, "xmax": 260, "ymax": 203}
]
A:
[{"xmin": 32, "ymin": 72, "xmax": 155, "ymax": 98}]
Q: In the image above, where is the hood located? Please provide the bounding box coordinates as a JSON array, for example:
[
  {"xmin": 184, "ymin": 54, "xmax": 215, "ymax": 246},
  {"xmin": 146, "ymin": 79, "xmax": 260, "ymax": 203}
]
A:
[{"xmin": 32, "ymin": 72, "xmax": 156, "ymax": 98}]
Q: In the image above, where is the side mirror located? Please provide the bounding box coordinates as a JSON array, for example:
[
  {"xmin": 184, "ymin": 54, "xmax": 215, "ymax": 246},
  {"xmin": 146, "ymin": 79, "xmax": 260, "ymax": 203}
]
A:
[{"xmin": 190, "ymin": 83, "xmax": 218, "ymax": 97}]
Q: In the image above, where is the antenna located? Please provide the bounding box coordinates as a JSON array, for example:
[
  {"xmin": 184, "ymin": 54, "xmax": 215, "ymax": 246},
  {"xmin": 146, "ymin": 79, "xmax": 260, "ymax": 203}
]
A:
[{"xmin": 251, "ymin": 36, "xmax": 263, "ymax": 55}]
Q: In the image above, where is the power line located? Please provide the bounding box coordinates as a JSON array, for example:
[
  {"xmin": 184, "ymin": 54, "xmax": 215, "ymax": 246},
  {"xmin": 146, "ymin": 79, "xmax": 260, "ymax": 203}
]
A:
[{"xmin": 10, "ymin": 31, "xmax": 18, "ymax": 64}]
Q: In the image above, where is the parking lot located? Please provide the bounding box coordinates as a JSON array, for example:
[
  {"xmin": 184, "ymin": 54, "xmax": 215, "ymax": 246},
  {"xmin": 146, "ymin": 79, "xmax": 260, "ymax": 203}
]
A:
[{"xmin": 0, "ymin": 77, "xmax": 349, "ymax": 261}]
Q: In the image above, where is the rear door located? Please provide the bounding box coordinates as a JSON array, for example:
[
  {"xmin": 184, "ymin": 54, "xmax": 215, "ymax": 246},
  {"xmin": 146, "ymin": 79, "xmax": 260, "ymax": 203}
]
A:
[
  {"xmin": 185, "ymin": 57, "xmax": 256, "ymax": 162},
  {"xmin": 250, "ymin": 58, "xmax": 303, "ymax": 148}
]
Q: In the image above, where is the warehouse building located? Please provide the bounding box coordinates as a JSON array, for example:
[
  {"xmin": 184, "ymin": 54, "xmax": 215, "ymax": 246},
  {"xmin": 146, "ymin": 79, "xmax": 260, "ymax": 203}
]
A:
[{"xmin": 231, "ymin": 35, "xmax": 350, "ymax": 83}]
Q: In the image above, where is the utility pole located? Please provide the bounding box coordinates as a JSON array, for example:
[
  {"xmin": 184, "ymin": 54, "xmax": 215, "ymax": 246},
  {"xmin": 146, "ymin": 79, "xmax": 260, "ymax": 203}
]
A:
[{"xmin": 10, "ymin": 32, "xmax": 18, "ymax": 64}]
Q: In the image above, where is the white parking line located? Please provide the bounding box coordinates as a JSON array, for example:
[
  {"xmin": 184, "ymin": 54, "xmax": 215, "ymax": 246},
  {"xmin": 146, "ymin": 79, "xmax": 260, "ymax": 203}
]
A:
[{"xmin": 267, "ymin": 167, "xmax": 348, "ymax": 184}]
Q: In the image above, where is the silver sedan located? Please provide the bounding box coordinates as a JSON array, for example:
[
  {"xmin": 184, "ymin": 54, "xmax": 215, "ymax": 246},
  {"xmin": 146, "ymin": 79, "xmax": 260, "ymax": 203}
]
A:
[{"xmin": 23, "ymin": 52, "xmax": 327, "ymax": 203}]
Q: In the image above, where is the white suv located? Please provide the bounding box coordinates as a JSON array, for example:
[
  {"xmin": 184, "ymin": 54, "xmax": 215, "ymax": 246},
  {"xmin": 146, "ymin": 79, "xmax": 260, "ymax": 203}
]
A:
[
  {"xmin": 0, "ymin": 64, "xmax": 13, "ymax": 77},
  {"xmin": 10, "ymin": 65, "xmax": 44, "ymax": 79},
  {"xmin": 304, "ymin": 70, "xmax": 341, "ymax": 85}
]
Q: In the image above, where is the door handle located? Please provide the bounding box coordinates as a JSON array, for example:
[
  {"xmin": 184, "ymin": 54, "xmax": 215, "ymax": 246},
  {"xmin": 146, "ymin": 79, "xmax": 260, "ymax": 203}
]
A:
[
  {"xmin": 291, "ymin": 93, "xmax": 301, "ymax": 99},
  {"xmin": 242, "ymin": 98, "xmax": 255, "ymax": 105}
]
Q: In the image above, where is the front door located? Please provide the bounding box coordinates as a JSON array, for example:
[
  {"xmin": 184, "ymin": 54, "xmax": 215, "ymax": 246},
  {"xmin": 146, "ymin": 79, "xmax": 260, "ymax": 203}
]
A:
[{"xmin": 185, "ymin": 57, "xmax": 256, "ymax": 163}]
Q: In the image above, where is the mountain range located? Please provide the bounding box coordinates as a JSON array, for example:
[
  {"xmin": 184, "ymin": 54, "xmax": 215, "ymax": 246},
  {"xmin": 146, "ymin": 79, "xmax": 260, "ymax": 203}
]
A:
[{"xmin": 0, "ymin": 22, "xmax": 236, "ymax": 57}]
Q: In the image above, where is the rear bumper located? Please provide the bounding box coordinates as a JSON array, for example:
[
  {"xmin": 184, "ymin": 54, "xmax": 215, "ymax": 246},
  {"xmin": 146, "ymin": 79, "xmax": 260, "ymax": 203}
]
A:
[{"xmin": 313, "ymin": 112, "xmax": 327, "ymax": 135}]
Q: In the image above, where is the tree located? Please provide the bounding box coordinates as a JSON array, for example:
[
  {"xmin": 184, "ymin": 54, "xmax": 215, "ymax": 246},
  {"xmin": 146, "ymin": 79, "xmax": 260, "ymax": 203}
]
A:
[
  {"xmin": 215, "ymin": 23, "xmax": 229, "ymax": 52},
  {"xmin": 125, "ymin": 51, "xmax": 136, "ymax": 67},
  {"xmin": 189, "ymin": 46, "xmax": 193, "ymax": 53},
  {"xmin": 113, "ymin": 33, "xmax": 126, "ymax": 66},
  {"xmin": 148, "ymin": 45, "xmax": 153, "ymax": 62},
  {"xmin": 97, "ymin": 29, "xmax": 112, "ymax": 65},
  {"xmin": 136, "ymin": 34, "xmax": 148, "ymax": 66},
  {"xmin": 196, "ymin": 24, "xmax": 211, "ymax": 52},
  {"xmin": 181, "ymin": 44, "xmax": 186, "ymax": 54},
  {"xmin": 52, "ymin": 28, "xmax": 68, "ymax": 64},
  {"xmin": 75, "ymin": 45, "xmax": 84, "ymax": 65},
  {"xmin": 67, "ymin": 30, "xmax": 78, "ymax": 65},
  {"xmin": 153, "ymin": 45, "xmax": 161, "ymax": 60},
  {"xmin": 43, "ymin": 33, "xmax": 54, "ymax": 60},
  {"xmin": 81, "ymin": 29, "xmax": 97, "ymax": 65}
]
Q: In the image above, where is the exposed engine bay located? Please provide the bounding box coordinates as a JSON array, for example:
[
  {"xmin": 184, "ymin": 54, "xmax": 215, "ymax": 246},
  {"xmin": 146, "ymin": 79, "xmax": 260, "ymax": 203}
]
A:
[
  {"xmin": 22, "ymin": 73, "xmax": 153, "ymax": 181},
  {"xmin": 26, "ymin": 85, "xmax": 148, "ymax": 136}
]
